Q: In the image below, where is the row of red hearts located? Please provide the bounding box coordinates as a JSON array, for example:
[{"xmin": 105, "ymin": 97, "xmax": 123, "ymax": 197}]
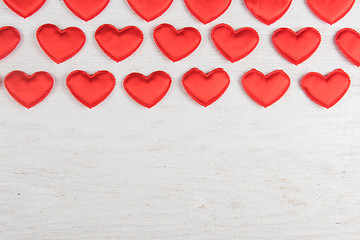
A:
[
  {"xmin": 2, "ymin": 0, "xmax": 355, "ymax": 25},
  {"xmin": 1, "ymin": 24, "xmax": 360, "ymax": 66},
  {"xmin": 3, "ymin": 68, "xmax": 350, "ymax": 110}
]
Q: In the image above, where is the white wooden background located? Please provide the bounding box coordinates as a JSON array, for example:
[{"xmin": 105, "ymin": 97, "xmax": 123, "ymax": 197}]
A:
[{"xmin": 0, "ymin": 0, "xmax": 360, "ymax": 239}]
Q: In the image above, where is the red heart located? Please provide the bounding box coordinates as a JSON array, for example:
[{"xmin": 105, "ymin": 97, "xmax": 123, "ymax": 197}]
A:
[
  {"xmin": 0, "ymin": 26, "xmax": 20, "ymax": 60},
  {"xmin": 336, "ymin": 28, "xmax": 360, "ymax": 67},
  {"xmin": 4, "ymin": 71, "xmax": 54, "ymax": 109},
  {"xmin": 127, "ymin": 0, "xmax": 173, "ymax": 22},
  {"xmin": 301, "ymin": 69, "xmax": 350, "ymax": 109},
  {"xmin": 3, "ymin": 0, "xmax": 46, "ymax": 18},
  {"xmin": 272, "ymin": 27, "xmax": 321, "ymax": 65},
  {"xmin": 307, "ymin": 0, "xmax": 355, "ymax": 24},
  {"xmin": 244, "ymin": 0, "xmax": 292, "ymax": 25},
  {"xmin": 242, "ymin": 69, "xmax": 290, "ymax": 108},
  {"xmin": 124, "ymin": 71, "xmax": 171, "ymax": 109},
  {"xmin": 67, "ymin": 71, "xmax": 116, "ymax": 109},
  {"xmin": 211, "ymin": 24, "xmax": 259, "ymax": 63},
  {"xmin": 183, "ymin": 68, "xmax": 230, "ymax": 107},
  {"xmin": 36, "ymin": 24, "xmax": 85, "ymax": 64},
  {"xmin": 95, "ymin": 24, "xmax": 143, "ymax": 62},
  {"xmin": 64, "ymin": 0, "xmax": 109, "ymax": 21},
  {"xmin": 153, "ymin": 24, "xmax": 201, "ymax": 62},
  {"xmin": 184, "ymin": 0, "xmax": 231, "ymax": 24}
]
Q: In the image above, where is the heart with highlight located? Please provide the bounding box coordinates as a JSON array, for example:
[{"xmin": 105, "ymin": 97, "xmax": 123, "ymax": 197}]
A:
[
  {"xmin": 127, "ymin": 0, "xmax": 173, "ymax": 22},
  {"xmin": 36, "ymin": 24, "xmax": 85, "ymax": 64},
  {"xmin": 0, "ymin": 26, "xmax": 20, "ymax": 60},
  {"xmin": 272, "ymin": 27, "xmax": 321, "ymax": 65},
  {"xmin": 64, "ymin": 0, "xmax": 109, "ymax": 21},
  {"xmin": 95, "ymin": 24, "xmax": 143, "ymax": 62},
  {"xmin": 242, "ymin": 69, "xmax": 290, "ymax": 108},
  {"xmin": 3, "ymin": 0, "xmax": 46, "ymax": 18},
  {"xmin": 307, "ymin": 0, "xmax": 355, "ymax": 24},
  {"xmin": 66, "ymin": 71, "xmax": 116, "ymax": 108},
  {"xmin": 301, "ymin": 69, "xmax": 350, "ymax": 109},
  {"xmin": 244, "ymin": 0, "xmax": 292, "ymax": 25},
  {"xmin": 211, "ymin": 24, "xmax": 259, "ymax": 63},
  {"xmin": 153, "ymin": 24, "xmax": 201, "ymax": 62},
  {"xmin": 184, "ymin": 0, "xmax": 231, "ymax": 24},
  {"xmin": 124, "ymin": 71, "xmax": 171, "ymax": 108},
  {"xmin": 336, "ymin": 28, "xmax": 360, "ymax": 67},
  {"xmin": 182, "ymin": 68, "xmax": 230, "ymax": 107},
  {"xmin": 4, "ymin": 71, "xmax": 54, "ymax": 109}
]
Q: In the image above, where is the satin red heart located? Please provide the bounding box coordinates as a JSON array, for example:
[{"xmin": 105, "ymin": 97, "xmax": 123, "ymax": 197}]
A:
[
  {"xmin": 67, "ymin": 71, "xmax": 116, "ymax": 108},
  {"xmin": 242, "ymin": 69, "xmax": 290, "ymax": 108},
  {"xmin": 244, "ymin": 0, "xmax": 292, "ymax": 25},
  {"xmin": 36, "ymin": 24, "xmax": 85, "ymax": 64},
  {"xmin": 3, "ymin": 0, "xmax": 46, "ymax": 18},
  {"xmin": 4, "ymin": 71, "xmax": 54, "ymax": 109},
  {"xmin": 272, "ymin": 27, "xmax": 321, "ymax": 65},
  {"xmin": 124, "ymin": 71, "xmax": 171, "ymax": 109},
  {"xmin": 153, "ymin": 24, "xmax": 201, "ymax": 62},
  {"xmin": 95, "ymin": 24, "xmax": 143, "ymax": 62},
  {"xmin": 127, "ymin": 0, "xmax": 173, "ymax": 22},
  {"xmin": 183, "ymin": 68, "xmax": 230, "ymax": 107},
  {"xmin": 307, "ymin": 0, "xmax": 355, "ymax": 24},
  {"xmin": 184, "ymin": 0, "xmax": 231, "ymax": 24},
  {"xmin": 0, "ymin": 26, "xmax": 20, "ymax": 60},
  {"xmin": 64, "ymin": 0, "xmax": 109, "ymax": 21},
  {"xmin": 336, "ymin": 28, "xmax": 360, "ymax": 67},
  {"xmin": 211, "ymin": 24, "xmax": 259, "ymax": 63},
  {"xmin": 301, "ymin": 69, "xmax": 350, "ymax": 109}
]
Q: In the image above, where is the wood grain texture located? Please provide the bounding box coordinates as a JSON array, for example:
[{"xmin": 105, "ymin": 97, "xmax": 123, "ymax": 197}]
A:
[{"xmin": 0, "ymin": 0, "xmax": 360, "ymax": 239}]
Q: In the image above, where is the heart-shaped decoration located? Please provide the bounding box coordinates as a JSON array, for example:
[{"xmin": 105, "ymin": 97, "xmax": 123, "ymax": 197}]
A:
[
  {"xmin": 184, "ymin": 0, "xmax": 231, "ymax": 24},
  {"xmin": 4, "ymin": 71, "xmax": 54, "ymax": 109},
  {"xmin": 67, "ymin": 70, "xmax": 116, "ymax": 108},
  {"xmin": 211, "ymin": 24, "xmax": 259, "ymax": 63},
  {"xmin": 242, "ymin": 69, "xmax": 290, "ymax": 108},
  {"xmin": 307, "ymin": 0, "xmax": 355, "ymax": 24},
  {"xmin": 301, "ymin": 69, "xmax": 350, "ymax": 109},
  {"xmin": 183, "ymin": 68, "xmax": 230, "ymax": 107},
  {"xmin": 124, "ymin": 71, "xmax": 171, "ymax": 108},
  {"xmin": 244, "ymin": 0, "xmax": 292, "ymax": 25},
  {"xmin": 272, "ymin": 27, "xmax": 321, "ymax": 65},
  {"xmin": 153, "ymin": 24, "xmax": 201, "ymax": 62},
  {"xmin": 95, "ymin": 24, "xmax": 143, "ymax": 62},
  {"xmin": 36, "ymin": 24, "xmax": 85, "ymax": 64},
  {"xmin": 127, "ymin": 0, "xmax": 173, "ymax": 22},
  {"xmin": 64, "ymin": 0, "xmax": 109, "ymax": 21},
  {"xmin": 0, "ymin": 26, "xmax": 20, "ymax": 60},
  {"xmin": 336, "ymin": 28, "xmax": 360, "ymax": 66},
  {"xmin": 3, "ymin": 0, "xmax": 46, "ymax": 18}
]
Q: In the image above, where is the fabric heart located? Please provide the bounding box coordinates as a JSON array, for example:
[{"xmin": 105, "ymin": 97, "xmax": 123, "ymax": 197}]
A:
[
  {"xmin": 182, "ymin": 68, "xmax": 230, "ymax": 107},
  {"xmin": 124, "ymin": 71, "xmax": 171, "ymax": 108},
  {"xmin": 63, "ymin": 0, "xmax": 109, "ymax": 21},
  {"xmin": 272, "ymin": 27, "xmax": 321, "ymax": 65},
  {"xmin": 307, "ymin": 0, "xmax": 355, "ymax": 24},
  {"xmin": 336, "ymin": 28, "xmax": 360, "ymax": 67},
  {"xmin": 67, "ymin": 70, "xmax": 116, "ymax": 108},
  {"xmin": 244, "ymin": 0, "xmax": 292, "ymax": 25},
  {"xmin": 36, "ymin": 24, "xmax": 85, "ymax": 64},
  {"xmin": 4, "ymin": 71, "xmax": 54, "ymax": 109},
  {"xmin": 127, "ymin": 0, "xmax": 173, "ymax": 22},
  {"xmin": 301, "ymin": 69, "xmax": 350, "ymax": 109},
  {"xmin": 211, "ymin": 24, "xmax": 259, "ymax": 63},
  {"xmin": 95, "ymin": 24, "xmax": 143, "ymax": 62},
  {"xmin": 184, "ymin": 0, "xmax": 231, "ymax": 24},
  {"xmin": 242, "ymin": 69, "xmax": 290, "ymax": 108},
  {"xmin": 3, "ymin": 0, "xmax": 46, "ymax": 18},
  {"xmin": 0, "ymin": 26, "xmax": 20, "ymax": 60},
  {"xmin": 153, "ymin": 24, "xmax": 201, "ymax": 62}
]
